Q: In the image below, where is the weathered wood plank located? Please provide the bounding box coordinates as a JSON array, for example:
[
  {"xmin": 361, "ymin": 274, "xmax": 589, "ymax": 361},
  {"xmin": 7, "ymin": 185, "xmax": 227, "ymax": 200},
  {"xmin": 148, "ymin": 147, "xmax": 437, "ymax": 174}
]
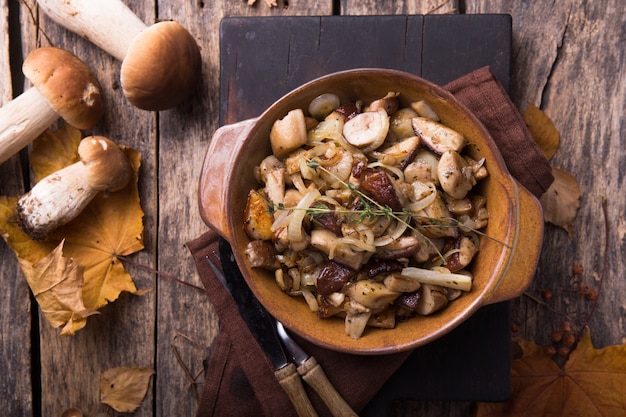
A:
[
  {"xmin": 341, "ymin": 0, "xmax": 458, "ymax": 15},
  {"xmin": 156, "ymin": 1, "xmax": 333, "ymax": 416},
  {"xmin": 466, "ymin": 0, "xmax": 626, "ymax": 349},
  {"xmin": 0, "ymin": 1, "xmax": 33, "ymax": 416},
  {"xmin": 17, "ymin": 0, "xmax": 157, "ymax": 415}
]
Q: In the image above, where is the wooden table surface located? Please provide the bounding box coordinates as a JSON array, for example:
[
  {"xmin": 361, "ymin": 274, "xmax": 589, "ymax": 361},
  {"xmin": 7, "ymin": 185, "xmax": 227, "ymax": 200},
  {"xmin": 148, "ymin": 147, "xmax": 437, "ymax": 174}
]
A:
[{"xmin": 1, "ymin": 1, "xmax": 624, "ymax": 416}]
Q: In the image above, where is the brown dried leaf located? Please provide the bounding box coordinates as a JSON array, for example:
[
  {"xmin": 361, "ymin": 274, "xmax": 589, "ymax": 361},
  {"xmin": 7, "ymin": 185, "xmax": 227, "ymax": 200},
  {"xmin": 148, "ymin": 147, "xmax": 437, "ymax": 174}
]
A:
[
  {"xmin": 539, "ymin": 167, "xmax": 581, "ymax": 236},
  {"xmin": 524, "ymin": 103, "xmax": 560, "ymax": 160},
  {"xmin": 19, "ymin": 240, "xmax": 98, "ymax": 335},
  {"xmin": 100, "ymin": 366, "xmax": 154, "ymax": 413},
  {"xmin": 476, "ymin": 328, "xmax": 626, "ymax": 416}
]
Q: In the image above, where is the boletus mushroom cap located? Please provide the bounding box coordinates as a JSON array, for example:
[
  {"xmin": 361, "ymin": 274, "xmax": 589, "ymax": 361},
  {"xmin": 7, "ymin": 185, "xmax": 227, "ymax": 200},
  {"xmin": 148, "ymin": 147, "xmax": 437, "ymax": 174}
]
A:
[
  {"xmin": 22, "ymin": 47, "xmax": 104, "ymax": 129},
  {"xmin": 120, "ymin": 21, "xmax": 202, "ymax": 111},
  {"xmin": 78, "ymin": 136, "xmax": 133, "ymax": 192}
]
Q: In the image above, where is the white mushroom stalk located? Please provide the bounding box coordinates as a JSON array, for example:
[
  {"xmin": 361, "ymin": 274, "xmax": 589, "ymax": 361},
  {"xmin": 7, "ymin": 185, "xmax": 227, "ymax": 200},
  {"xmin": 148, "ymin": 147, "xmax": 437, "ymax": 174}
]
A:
[
  {"xmin": 0, "ymin": 89, "xmax": 58, "ymax": 164},
  {"xmin": 0, "ymin": 47, "xmax": 104, "ymax": 165},
  {"xmin": 37, "ymin": 0, "xmax": 202, "ymax": 111},
  {"xmin": 16, "ymin": 136, "xmax": 133, "ymax": 240}
]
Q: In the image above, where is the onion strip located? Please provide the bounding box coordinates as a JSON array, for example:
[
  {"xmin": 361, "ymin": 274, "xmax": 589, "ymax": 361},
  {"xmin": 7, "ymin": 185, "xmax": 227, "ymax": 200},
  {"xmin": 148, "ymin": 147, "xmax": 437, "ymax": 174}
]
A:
[
  {"xmin": 287, "ymin": 189, "xmax": 321, "ymax": 243},
  {"xmin": 401, "ymin": 266, "xmax": 472, "ymax": 291}
]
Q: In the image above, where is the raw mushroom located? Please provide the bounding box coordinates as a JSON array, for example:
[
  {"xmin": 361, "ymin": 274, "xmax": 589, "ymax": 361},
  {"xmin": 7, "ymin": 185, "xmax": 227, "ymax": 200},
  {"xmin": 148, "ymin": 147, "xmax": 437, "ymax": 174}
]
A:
[
  {"xmin": 37, "ymin": 0, "xmax": 201, "ymax": 111},
  {"xmin": 0, "ymin": 47, "xmax": 104, "ymax": 165},
  {"xmin": 16, "ymin": 136, "xmax": 132, "ymax": 240}
]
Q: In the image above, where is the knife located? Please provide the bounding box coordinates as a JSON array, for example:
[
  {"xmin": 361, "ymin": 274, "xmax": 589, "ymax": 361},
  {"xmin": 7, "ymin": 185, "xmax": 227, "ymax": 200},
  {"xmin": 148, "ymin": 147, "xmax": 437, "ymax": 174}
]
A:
[
  {"xmin": 276, "ymin": 321, "xmax": 358, "ymax": 417},
  {"xmin": 208, "ymin": 238, "xmax": 318, "ymax": 417}
]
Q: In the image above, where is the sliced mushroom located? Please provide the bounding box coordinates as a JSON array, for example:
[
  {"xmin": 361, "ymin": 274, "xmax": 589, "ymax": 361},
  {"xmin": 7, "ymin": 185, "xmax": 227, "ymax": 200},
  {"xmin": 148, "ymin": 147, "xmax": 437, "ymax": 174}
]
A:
[
  {"xmin": 383, "ymin": 272, "xmax": 422, "ymax": 293},
  {"xmin": 445, "ymin": 235, "xmax": 479, "ymax": 272},
  {"xmin": 258, "ymin": 155, "xmax": 286, "ymax": 205},
  {"xmin": 343, "ymin": 109, "xmax": 389, "ymax": 153},
  {"xmin": 244, "ymin": 240, "xmax": 280, "ymax": 270},
  {"xmin": 389, "ymin": 107, "xmax": 419, "ymax": 139},
  {"xmin": 415, "ymin": 283, "xmax": 448, "ymax": 315},
  {"xmin": 310, "ymin": 229, "xmax": 367, "ymax": 270},
  {"xmin": 412, "ymin": 117, "xmax": 466, "ymax": 154},
  {"xmin": 437, "ymin": 150, "xmax": 476, "ymax": 199},
  {"xmin": 243, "ymin": 189, "xmax": 274, "ymax": 240},
  {"xmin": 404, "ymin": 149, "xmax": 440, "ymax": 185},
  {"xmin": 410, "ymin": 100, "xmax": 440, "ymax": 121},
  {"xmin": 270, "ymin": 108, "xmax": 308, "ymax": 159},
  {"xmin": 308, "ymin": 93, "xmax": 341, "ymax": 120},
  {"xmin": 344, "ymin": 300, "xmax": 372, "ymax": 339},
  {"xmin": 415, "ymin": 192, "xmax": 458, "ymax": 238},
  {"xmin": 315, "ymin": 260, "xmax": 357, "ymax": 296},
  {"xmin": 365, "ymin": 91, "xmax": 399, "ymax": 115},
  {"xmin": 359, "ymin": 168, "xmax": 403, "ymax": 211},
  {"xmin": 377, "ymin": 136, "xmax": 421, "ymax": 170},
  {"xmin": 374, "ymin": 235, "xmax": 421, "ymax": 260},
  {"xmin": 346, "ymin": 280, "xmax": 399, "ymax": 311}
]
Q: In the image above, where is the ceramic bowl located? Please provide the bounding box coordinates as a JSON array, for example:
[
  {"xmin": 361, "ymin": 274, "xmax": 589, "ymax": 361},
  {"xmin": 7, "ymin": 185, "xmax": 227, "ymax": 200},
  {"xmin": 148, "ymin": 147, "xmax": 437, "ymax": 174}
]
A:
[{"xmin": 198, "ymin": 68, "xmax": 543, "ymax": 354}]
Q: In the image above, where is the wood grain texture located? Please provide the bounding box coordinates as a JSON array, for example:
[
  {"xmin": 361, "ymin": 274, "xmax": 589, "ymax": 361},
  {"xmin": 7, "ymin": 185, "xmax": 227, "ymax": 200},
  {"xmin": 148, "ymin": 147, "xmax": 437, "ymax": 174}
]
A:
[
  {"xmin": 0, "ymin": 2, "xmax": 32, "ymax": 416},
  {"xmin": 466, "ymin": 0, "xmax": 626, "ymax": 349},
  {"xmin": 1, "ymin": 1, "xmax": 624, "ymax": 416}
]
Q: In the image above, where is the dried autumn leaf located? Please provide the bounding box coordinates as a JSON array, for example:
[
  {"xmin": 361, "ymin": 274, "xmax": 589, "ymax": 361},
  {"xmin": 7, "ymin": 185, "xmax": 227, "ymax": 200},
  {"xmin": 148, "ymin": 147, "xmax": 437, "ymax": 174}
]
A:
[
  {"xmin": 100, "ymin": 366, "xmax": 154, "ymax": 413},
  {"xmin": 29, "ymin": 122, "xmax": 82, "ymax": 182},
  {"xmin": 0, "ymin": 124, "xmax": 145, "ymax": 328},
  {"xmin": 540, "ymin": 167, "xmax": 581, "ymax": 236},
  {"xmin": 524, "ymin": 103, "xmax": 560, "ymax": 160},
  {"xmin": 19, "ymin": 240, "xmax": 98, "ymax": 335},
  {"xmin": 476, "ymin": 328, "xmax": 626, "ymax": 416}
]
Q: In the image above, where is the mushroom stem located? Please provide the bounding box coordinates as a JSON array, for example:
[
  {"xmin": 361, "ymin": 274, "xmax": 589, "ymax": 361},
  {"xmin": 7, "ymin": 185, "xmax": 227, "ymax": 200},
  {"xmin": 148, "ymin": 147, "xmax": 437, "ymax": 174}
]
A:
[
  {"xmin": 36, "ymin": 0, "xmax": 146, "ymax": 61},
  {"xmin": 0, "ymin": 88, "xmax": 58, "ymax": 164},
  {"xmin": 16, "ymin": 135, "xmax": 132, "ymax": 240},
  {"xmin": 17, "ymin": 162, "xmax": 97, "ymax": 240}
]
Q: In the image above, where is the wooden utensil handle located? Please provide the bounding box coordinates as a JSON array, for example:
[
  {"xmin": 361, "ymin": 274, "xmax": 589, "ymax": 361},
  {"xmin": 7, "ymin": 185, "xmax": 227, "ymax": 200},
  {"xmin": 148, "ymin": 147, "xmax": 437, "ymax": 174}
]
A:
[
  {"xmin": 275, "ymin": 362, "xmax": 319, "ymax": 417},
  {"xmin": 298, "ymin": 356, "xmax": 358, "ymax": 417}
]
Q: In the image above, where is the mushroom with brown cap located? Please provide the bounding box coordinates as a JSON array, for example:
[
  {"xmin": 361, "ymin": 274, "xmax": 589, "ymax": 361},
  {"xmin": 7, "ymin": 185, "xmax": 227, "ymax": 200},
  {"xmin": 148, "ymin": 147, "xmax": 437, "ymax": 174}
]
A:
[
  {"xmin": 16, "ymin": 136, "xmax": 133, "ymax": 240},
  {"xmin": 0, "ymin": 47, "xmax": 104, "ymax": 165},
  {"xmin": 36, "ymin": 0, "xmax": 201, "ymax": 111}
]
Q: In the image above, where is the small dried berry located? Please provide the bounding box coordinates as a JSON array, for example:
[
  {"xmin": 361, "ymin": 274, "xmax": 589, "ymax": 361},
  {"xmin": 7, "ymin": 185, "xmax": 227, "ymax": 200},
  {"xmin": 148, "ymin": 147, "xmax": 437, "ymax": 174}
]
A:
[
  {"xmin": 557, "ymin": 346, "xmax": 571, "ymax": 357},
  {"xmin": 541, "ymin": 288, "xmax": 553, "ymax": 301},
  {"xmin": 572, "ymin": 263, "xmax": 584, "ymax": 276},
  {"xmin": 550, "ymin": 330, "xmax": 563, "ymax": 343},
  {"xmin": 544, "ymin": 345, "xmax": 557, "ymax": 356},
  {"xmin": 562, "ymin": 332, "xmax": 576, "ymax": 347}
]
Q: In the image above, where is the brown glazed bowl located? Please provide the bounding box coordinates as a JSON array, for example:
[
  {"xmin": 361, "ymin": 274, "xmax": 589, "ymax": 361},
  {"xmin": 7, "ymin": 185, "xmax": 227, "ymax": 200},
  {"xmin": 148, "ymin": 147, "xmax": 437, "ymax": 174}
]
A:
[{"xmin": 199, "ymin": 68, "xmax": 543, "ymax": 355}]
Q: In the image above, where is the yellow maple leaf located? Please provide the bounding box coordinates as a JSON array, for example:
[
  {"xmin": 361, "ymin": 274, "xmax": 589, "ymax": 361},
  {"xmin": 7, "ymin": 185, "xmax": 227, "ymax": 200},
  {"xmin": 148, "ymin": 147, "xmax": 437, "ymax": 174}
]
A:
[
  {"xmin": 476, "ymin": 328, "xmax": 626, "ymax": 416},
  {"xmin": 100, "ymin": 366, "xmax": 154, "ymax": 413},
  {"xmin": 29, "ymin": 122, "xmax": 82, "ymax": 182},
  {"xmin": 0, "ymin": 124, "xmax": 145, "ymax": 328},
  {"xmin": 524, "ymin": 103, "xmax": 560, "ymax": 160},
  {"xmin": 19, "ymin": 240, "xmax": 98, "ymax": 335}
]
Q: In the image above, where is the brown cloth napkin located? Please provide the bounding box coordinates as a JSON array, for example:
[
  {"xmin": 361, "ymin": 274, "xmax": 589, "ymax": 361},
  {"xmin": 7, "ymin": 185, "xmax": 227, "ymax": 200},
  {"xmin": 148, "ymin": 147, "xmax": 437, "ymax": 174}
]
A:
[{"xmin": 187, "ymin": 66, "xmax": 554, "ymax": 417}]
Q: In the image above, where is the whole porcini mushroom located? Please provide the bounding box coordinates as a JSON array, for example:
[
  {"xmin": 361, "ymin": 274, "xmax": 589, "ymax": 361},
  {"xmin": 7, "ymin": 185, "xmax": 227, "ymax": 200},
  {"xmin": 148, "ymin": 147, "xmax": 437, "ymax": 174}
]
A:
[
  {"xmin": 36, "ymin": 0, "xmax": 202, "ymax": 111},
  {"xmin": 16, "ymin": 136, "xmax": 133, "ymax": 240},
  {"xmin": 0, "ymin": 47, "xmax": 104, "ymax": 165}
]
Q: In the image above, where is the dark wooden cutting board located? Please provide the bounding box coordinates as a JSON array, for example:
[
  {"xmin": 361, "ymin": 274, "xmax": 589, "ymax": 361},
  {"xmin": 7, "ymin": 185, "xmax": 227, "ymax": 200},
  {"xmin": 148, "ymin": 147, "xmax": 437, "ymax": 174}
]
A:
[{"xmin": 219, "ymin": 14, "xmax": 513, "ymax": 409}]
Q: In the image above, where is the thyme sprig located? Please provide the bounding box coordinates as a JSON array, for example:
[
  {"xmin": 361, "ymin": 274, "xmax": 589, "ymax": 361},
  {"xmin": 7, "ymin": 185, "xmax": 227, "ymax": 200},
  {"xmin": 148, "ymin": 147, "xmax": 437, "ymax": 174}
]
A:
[{"xmin": 272, "ymin": 157, "xmax": 509, "ymax": 249}]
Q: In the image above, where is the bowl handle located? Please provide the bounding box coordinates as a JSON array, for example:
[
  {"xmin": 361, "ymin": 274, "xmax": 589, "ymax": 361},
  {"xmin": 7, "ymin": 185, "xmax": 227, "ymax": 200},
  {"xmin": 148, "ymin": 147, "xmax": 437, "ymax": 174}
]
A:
[
  {"xmin": 198, "ymin": 118, "xmax": 258, "ymax": 238},
  {"xmin": 486, "ymin": 183, "xmax": 544, "ymax": 304}
]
